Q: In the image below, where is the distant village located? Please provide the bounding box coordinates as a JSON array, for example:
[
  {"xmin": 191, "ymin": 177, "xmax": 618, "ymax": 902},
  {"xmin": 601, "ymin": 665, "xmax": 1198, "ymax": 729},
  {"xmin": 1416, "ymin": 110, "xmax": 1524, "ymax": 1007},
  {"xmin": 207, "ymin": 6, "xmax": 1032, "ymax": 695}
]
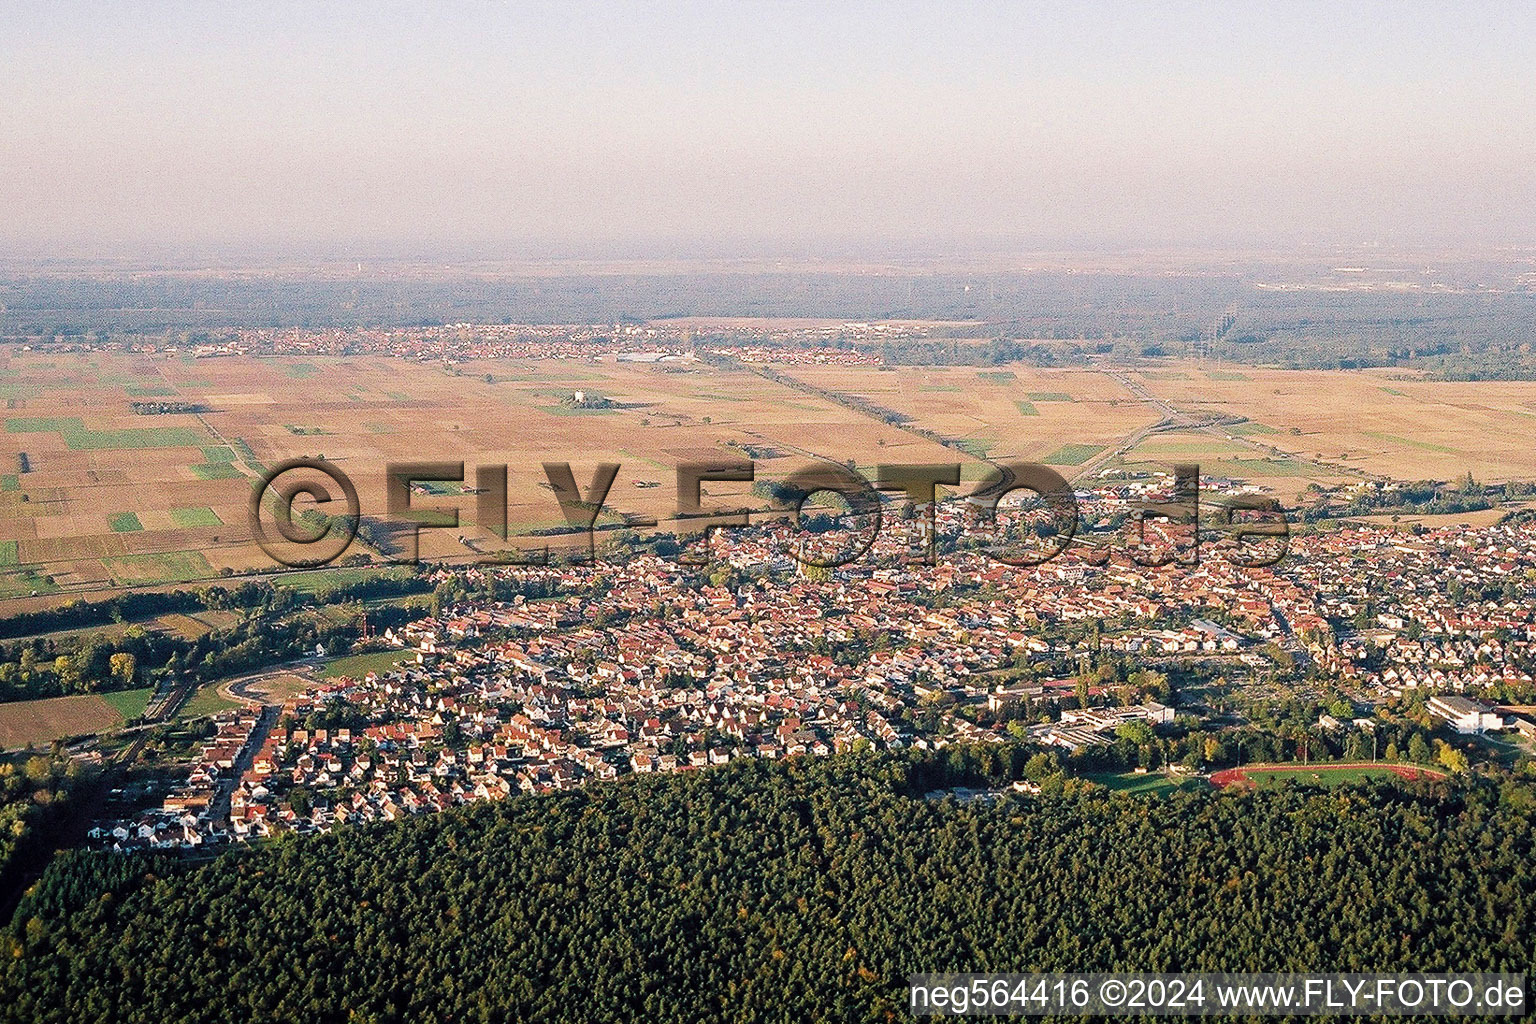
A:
[{"xmin": 33, "ymin": 320, "xmax": 907, "ymax": 367}]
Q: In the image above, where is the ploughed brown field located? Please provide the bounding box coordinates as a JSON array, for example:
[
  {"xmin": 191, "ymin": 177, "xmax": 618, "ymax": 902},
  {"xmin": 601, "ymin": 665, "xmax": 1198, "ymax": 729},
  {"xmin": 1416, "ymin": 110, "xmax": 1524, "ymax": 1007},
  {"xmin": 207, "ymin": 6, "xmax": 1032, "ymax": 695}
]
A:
[
  {"xmin": 0, "ymin": 691, "xmax": 148, "ymax": 749},
  {"xmin": 3, "ymin": 349, "xmax": 1535, "ymax": 603},
  {"xmin": 0, "ymin": 349, "xmax": 970, "ymax": 599}
]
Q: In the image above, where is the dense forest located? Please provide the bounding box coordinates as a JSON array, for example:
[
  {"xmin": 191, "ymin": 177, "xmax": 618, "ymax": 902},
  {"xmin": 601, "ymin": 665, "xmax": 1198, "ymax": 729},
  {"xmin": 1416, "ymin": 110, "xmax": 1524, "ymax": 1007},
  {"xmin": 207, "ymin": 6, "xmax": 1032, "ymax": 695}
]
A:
[
  {"xmin": 3, "ymin": 751, "xmax": 1532, "ymax": 1023},
  {"xmin": 0, "ymin": 754, "xmax": 94, "ymax": 898}
]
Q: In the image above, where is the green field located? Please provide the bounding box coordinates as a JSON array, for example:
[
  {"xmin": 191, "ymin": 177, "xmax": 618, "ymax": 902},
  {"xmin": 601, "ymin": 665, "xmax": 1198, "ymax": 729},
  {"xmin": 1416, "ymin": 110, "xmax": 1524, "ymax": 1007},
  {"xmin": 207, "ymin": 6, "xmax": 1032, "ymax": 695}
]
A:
[
  {"xmin": 1042, "ymin": 443, "xmax": 1106, "ymax": 466},
  {"xmin": 537, "ymin": 404, "xmax": 617, "ymax": 417},
  {"xmin": 1083, "ymin": 772, "xmax": 1208, "ymax": 795},
  {"xmin": 1228, "ymin": 421, "xmax": 1278, "ymax": 435},
  {"xmin": 99, "ymin": 687, "xmax": 153, "ymax": 719},
  {"xmin": 191, "ymin": 461, "xmax": 244, "ymax": 480},
  {"xmin": 201, "ymin": 445, "xmax": 236, "ymax": 463},
  {"xmin": 0, "ymin": 541, "xmax": 17, "ymax": 566},
  {"xmin": 0, "ymin": 568, "xmax": 58, "ymax": 599},
  {"xmin": 4, "ymin": 416, "xmax": 206, "ymax": 450},
  {"xmin": 956, "ymin": 437, "xmax": 995, "ymax": 458},
  {"xmin": 1361, "ymin": 430, "xmax": 1461, "ymax": 454},
  {"xmin": 1212, "ymin": 762, "xmax": 1449, "ymax": 790},
  {"xmin": 170, "ymin": 507, "xmax": 224, "ymax": 528},
  {"xmin": 1014, "ymin": 400, "xmax": 1039, "ymax": 416},
  {"xmin": 0, "ymin": 475, "xmax": 17, "ymax": 491},
  {"xmin": 232, "ymin": 439, "xmax": 264, "ymax": 473},
  {"xmin": 274, "ymin": 564, "xmax": 416, "ymax": 596},
  {"xmin": 1241, "ymin": 766, "xmax": 1411, "ymax": 787},
  {"xmin": 977, "ymin": 371, "xmax": 1017, "ymax": 383},
  {"xmin": 109, "ymin": 511, "xmax": 144, "ymax": 533},
  {"xmin": 319, "ymin": 649, "xmax": 413, "ymax": 680},
  {"xmin": 416, "ymin": 480, "xmax": 470, "ymax": 496},
  {"xmin": 1207, "ymin": 457, "xmax": 1321, "ymax": 478},
  {"xmin": 102, "ymin": 551, "xmax": 214, "ymax": 586},
  {"xmin": 1026, "ymin": 392, "xmax": 1074, "ymax": 402},
  {"xmin": 176, "ymin": 682, "xmax": 241, "ymax": 720}
]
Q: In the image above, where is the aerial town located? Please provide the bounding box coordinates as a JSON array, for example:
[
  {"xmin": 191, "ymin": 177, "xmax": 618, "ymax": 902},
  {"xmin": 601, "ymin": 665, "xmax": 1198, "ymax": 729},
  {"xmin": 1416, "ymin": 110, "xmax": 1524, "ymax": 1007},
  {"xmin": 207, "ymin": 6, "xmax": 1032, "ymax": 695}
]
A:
[{"xmin": 94, "ymin": 475, "xmax": 1536, "ymax": 850}]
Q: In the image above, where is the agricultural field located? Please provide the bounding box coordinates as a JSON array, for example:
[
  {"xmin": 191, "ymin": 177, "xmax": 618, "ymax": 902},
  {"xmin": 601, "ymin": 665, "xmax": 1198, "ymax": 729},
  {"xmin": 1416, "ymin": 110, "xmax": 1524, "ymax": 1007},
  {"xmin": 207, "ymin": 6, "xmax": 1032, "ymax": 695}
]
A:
[
  {"xmin": 1125, "ymin": 364, "xmax": 1536, "ymax": 484},
  {"xmin": 1116, "ymin": 429, "xmax": 1339, "ymax": 502},
  {"xmin": 776, "ymin": 364, "xmax": 1162, "ymax": 477},
  {"xmin": 0, "ymin": 350, "xmax": 968, "ymax": 599},
  {"xmin": 0, "ymin": 689, "xmax": 149, "ymax": 749},
  {"xmin": 785, "ymin": 361, "xmax": 1536, "ymax": 504},
  {"xmin": 154, "ymin": 609, "xmax": 241, "ymax": 640},
  {"xmin": 4, "ymin": 351, "xmax": 1536, "ymax": 604}
]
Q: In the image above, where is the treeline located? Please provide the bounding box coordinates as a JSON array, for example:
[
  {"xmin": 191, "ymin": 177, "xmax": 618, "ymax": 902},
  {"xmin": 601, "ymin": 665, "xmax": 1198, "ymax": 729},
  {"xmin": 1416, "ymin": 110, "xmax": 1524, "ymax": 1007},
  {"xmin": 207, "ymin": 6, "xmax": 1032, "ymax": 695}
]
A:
[
  {"xmin": 1298, "ymin": 479, "xmax": 1536, "ymax": 523},
  {"xmin": 3, "ymin": 749, "xmax": 1533, "ymax": 1023},
  {"xmin": 9, "ymin": 268, "xmax": 1536, "ymax": 377},
  {"xmin": 0, "ymin": 608, "xmax": 368, "ymax": 704},
  {"xmin": 0, "ymin": 754, "xmax": 95, "ymax": 902},
  {"xmin": 128, "ymin": 401, "xmax": 204, "ymax": 415},
  {"xmin": 873, "ymin": 337, "xmax": 1082, "ymax": 366},
  {"xmin": 0, "ymin": 589, "xmax": 209, "ymax": 643},
  {"xmin": 0, "ymin": 571, "xmax": 436, "ymax": 703}
]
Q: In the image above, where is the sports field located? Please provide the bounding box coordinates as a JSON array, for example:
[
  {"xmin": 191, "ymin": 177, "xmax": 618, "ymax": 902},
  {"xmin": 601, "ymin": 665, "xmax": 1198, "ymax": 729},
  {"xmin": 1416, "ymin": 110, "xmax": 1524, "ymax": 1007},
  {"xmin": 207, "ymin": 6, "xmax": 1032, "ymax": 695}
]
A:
[
  {"xmin": 1208, "ymin": 762, "xmax": 1449, "ymax": 789},
  {"xmin": 318, "ymin": 649, "xmax": 416, "ymax": 680}
]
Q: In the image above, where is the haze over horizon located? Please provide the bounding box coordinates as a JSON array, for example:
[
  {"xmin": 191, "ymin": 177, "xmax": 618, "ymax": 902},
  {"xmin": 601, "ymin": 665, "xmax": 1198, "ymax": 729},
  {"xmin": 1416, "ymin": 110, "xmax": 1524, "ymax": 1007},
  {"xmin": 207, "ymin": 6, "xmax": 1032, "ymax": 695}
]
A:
[{"xmin": 4, "ymin": 1, "xmax": 1535, "ymax": 260}]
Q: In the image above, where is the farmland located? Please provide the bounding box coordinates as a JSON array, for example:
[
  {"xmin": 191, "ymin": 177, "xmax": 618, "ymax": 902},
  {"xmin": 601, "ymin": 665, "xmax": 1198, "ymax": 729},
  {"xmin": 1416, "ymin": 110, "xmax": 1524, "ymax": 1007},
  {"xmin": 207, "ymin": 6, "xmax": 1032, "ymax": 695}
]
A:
[
  {"xmin": 0, "ymin": 349, "xmax": 969, "ymax": 598},
  {"xmin": 775, "ymin": 364, "xmax": 1161, "ymax": 476},
  {"xmin": 0, "ymin": 688, "xmax": 150, "ymax": 750},
  {"xmin": 782, "ymin": 361, "xmax": 1536, "ymax": 503},
  {"xmin": 3, "ymin": 350, "xmax": 1536, "ymax": 604},
  {"xmin": 1122, "ymin": 365, "xmax": 1536, "ymax": 484}
]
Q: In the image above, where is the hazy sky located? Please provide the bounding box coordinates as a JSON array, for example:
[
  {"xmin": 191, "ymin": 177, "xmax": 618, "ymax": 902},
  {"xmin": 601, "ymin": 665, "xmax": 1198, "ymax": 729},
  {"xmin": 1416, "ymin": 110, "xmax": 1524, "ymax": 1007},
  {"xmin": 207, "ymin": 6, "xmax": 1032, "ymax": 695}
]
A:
[{"xmin": 3, "ymin": 1, "xmax": 1534, "ymax": 258}]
